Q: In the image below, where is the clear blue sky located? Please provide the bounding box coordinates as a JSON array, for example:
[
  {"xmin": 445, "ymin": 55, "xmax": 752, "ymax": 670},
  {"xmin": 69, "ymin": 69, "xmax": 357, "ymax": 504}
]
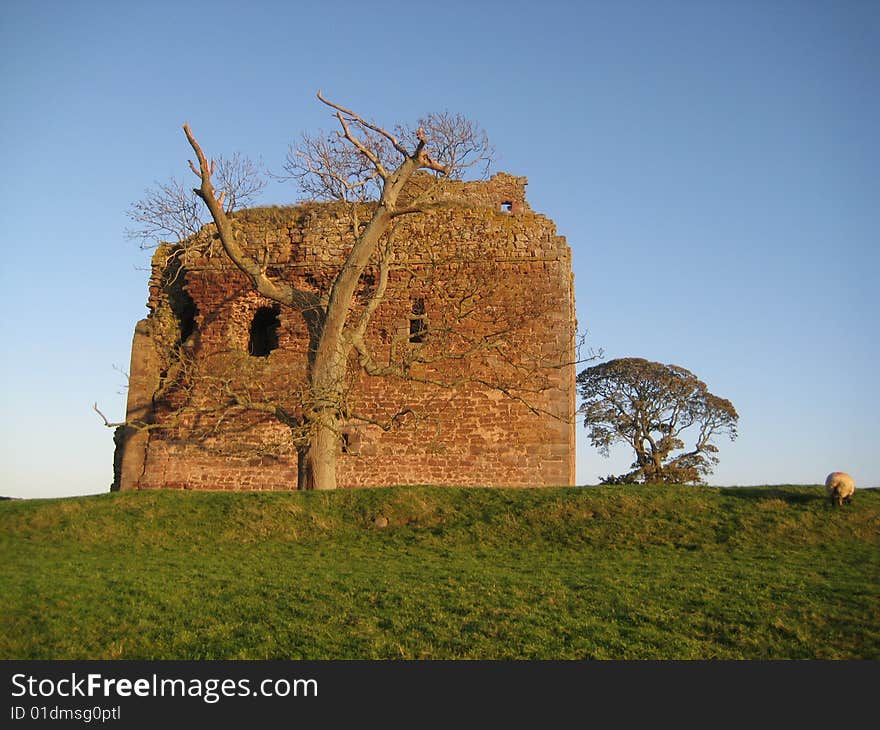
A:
[{"xmin": 1, "ymin": 0, "xmax": 877, "ymax": 498}]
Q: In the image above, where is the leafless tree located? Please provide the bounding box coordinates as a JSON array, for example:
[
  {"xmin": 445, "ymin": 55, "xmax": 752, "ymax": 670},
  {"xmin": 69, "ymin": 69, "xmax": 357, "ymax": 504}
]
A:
[
  {"xmin": 126, "ymin": 177, "xmax": 205, "ymax": 246},
  {"xmin": 126, "ymin": 154, "xmax": 266, "ymax": 268},
  {"xmin": 176, "ymin": 92, "xmax": 503, "ymax": 490}
]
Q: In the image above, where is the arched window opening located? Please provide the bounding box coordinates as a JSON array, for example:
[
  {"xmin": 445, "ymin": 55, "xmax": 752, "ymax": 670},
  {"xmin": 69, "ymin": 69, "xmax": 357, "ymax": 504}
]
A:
[
  {"xmin": 248, "ymin": 305, "xmax": 281, "ymax": 356},
  {"xmin": 500, "ymin": 201, "xmax": 513, "ymax": 213},
  {"xmin": 172, "ymin": 292, "xmax": 197, "ymax": 346},
  {"xmin": 409, "ymin": 298, "xmax": 427, "ymax": 343},
  {"xmin": 162, "ymin": 259, "xmax": 198, "ymax": 346}
]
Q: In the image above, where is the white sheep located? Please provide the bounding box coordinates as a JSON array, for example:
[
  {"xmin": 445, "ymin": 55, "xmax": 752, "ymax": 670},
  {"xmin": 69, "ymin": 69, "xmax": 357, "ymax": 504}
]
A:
[{"xmin": 825, "ymin": 471, "xmax": 855, "ymax": 507}]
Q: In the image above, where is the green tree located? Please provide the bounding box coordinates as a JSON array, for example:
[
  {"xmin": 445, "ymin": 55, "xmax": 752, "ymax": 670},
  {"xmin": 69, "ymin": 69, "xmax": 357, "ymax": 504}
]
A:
[{"xmin": 577, "ymin": 358, "xmax": 738, "ymax": 484}]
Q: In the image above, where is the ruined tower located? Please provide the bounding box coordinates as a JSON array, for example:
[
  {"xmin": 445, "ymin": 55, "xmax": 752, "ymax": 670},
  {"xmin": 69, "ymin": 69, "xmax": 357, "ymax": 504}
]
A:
[{"xmin": 114, "ymin": 174, "xmax": 577, "ymax": 490}]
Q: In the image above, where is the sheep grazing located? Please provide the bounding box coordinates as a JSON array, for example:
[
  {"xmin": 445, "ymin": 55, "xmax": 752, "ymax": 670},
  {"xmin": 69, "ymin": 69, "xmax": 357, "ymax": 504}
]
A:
[{"xmin": 825, "ymin": 471, "xmax": 855, "ymax": 507}]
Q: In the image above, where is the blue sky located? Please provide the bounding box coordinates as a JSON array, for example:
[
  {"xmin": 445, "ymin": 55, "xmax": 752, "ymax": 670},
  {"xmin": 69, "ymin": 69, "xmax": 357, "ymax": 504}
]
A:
[{"xmin": 1, "ymin": 0, "xmax": 877, "ymax": 498}]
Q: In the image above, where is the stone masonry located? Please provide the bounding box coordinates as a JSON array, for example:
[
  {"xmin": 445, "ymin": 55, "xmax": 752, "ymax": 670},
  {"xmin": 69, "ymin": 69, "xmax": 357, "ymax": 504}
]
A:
[{"xmin": 114, "ymin": 173, "xmax": 577, "ymax": 490}]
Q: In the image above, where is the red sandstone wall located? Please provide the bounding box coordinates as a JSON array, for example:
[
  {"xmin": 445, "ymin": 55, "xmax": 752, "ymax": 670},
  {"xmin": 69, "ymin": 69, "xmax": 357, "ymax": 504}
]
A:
[{"xmin": 121, "ymin": 174, "xmax": 577, "ymax": 490}]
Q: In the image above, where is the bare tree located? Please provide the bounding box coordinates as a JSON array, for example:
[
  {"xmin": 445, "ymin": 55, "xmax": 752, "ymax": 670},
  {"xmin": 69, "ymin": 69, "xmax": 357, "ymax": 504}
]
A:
[
  {"xmin": 178, "ymin": 92, "xmax": 496, "ymax": 490},
  {"xmin": 126, "ymin": 154, "xmax": 266, "ymax": 275}
]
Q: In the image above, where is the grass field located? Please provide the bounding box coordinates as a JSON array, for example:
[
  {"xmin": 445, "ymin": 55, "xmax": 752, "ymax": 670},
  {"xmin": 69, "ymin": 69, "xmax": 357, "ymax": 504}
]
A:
[{"xmin": 1, "ymin": 484, "xmax": 877, "ymax": 659}]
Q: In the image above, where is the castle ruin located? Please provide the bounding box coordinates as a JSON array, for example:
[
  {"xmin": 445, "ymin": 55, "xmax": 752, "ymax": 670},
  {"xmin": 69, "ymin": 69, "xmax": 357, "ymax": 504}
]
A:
[{"xmin": 114, "ymin": 173, "xmax": 577, "ymax": 490}]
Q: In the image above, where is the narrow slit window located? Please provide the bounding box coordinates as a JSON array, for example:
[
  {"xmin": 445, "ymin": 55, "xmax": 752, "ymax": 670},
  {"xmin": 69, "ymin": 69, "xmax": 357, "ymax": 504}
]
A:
[
  {"xmin": 409, "ymin": 298, "xmax": 427, "ymax": 343},
  {"xmin": 248, "ymin": 305, "xmax": 281, "ymax": 356}
]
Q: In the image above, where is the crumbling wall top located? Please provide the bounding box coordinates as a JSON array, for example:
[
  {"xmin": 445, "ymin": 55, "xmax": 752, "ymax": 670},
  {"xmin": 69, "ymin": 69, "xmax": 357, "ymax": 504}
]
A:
[
  {"xmin": 157, "ymin": 172, "xmax": 547, "ymax": 279},
  {"xmin": 452, "ymin": 172, "xmax": 530, "ymax": 214},
  {"xmin": 404, "ymin": 172, "xmax": 530, "ymax": 214}
]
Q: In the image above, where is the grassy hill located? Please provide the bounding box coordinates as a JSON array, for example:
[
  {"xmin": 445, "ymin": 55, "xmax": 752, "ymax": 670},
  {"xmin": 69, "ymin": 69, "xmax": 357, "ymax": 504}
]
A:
[{"xmin": 1, "ymin": 484, "xmax": 877, "ymax": 659}]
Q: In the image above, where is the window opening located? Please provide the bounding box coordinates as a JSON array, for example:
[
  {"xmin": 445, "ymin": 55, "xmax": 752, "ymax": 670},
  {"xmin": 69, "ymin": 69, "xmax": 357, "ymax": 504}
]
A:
[
  {"xmin": 409, "ymin": 298, "xmax": 427, "ymax": 343},
  {"xmin": 162, "ymin": 260, "xmax": 197, "ymax": 345},
  {"xmin": 248, "ymin": 305, "xmax": 281, "ymax": 356}
]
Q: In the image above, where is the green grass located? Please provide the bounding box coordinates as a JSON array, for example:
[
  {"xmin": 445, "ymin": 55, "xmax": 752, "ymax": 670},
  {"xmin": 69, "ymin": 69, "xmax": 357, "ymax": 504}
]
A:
[{"xmin": 1, "ymin": 484, "xmax": 877, "ymax": 659}]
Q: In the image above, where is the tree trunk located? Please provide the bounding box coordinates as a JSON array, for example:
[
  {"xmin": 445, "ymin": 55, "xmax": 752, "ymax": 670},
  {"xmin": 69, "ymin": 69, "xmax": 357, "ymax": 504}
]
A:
[
  {"xmin": 295, "ymin": 203, "xmax": 402, "ymax": 491},
  {"xmin": 300, "ymin": 413, "xmax": 339, "ymax": 490},
  {"xmin": 299, "ymin": 351, "xmax": 346, "ymax": 490}
]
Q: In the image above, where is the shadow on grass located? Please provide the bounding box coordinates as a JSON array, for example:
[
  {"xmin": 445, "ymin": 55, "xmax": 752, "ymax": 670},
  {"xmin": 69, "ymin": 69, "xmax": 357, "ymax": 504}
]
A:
[{"xmin": 718, "ymin": 487, "xmax": 824, "ymax": 505}]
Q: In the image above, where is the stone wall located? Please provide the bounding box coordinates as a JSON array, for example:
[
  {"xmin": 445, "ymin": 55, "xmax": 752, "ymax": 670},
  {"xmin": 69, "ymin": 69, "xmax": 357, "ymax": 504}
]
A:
[{"xmin": 116, "ymin": 173, "xmax": 577, "ymax": 490}]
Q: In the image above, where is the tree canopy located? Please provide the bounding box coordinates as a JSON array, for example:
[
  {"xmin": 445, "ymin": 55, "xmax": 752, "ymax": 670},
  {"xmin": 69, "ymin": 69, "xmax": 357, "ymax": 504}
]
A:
[{"xmin": 577, "ymin": 358, "xmax": 738, "ymax": 484}]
